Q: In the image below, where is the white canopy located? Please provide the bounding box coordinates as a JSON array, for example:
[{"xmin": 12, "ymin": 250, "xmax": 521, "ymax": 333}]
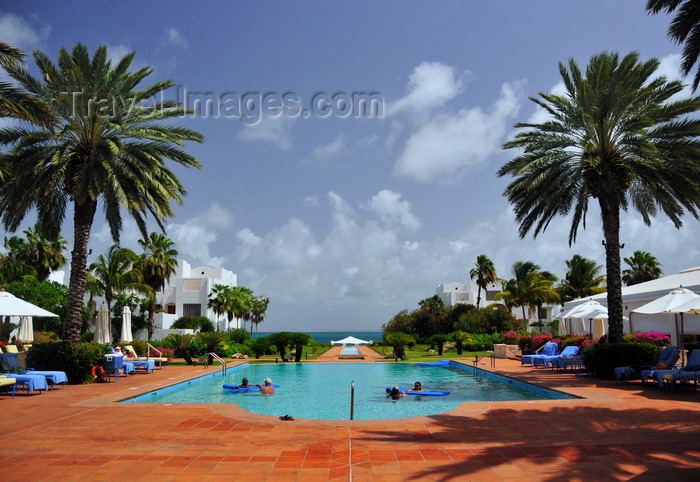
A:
[
  {"xmin": 18, "ymin": 316, "xmax": 34, "ymax": 342},
  {"xmin": 331, "ymin": 336, "xmax": 371, "ymax": 345},
  {"xmin": 94, "ymin": 303, "xmax": 112, "ymax": 345},
  {"xmin": 0, "ymin": 291, "xmax": 59, "ymax": 317}
]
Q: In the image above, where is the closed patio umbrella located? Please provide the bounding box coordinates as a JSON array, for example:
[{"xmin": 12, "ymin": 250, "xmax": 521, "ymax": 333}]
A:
[
  {"xmin": 95, "ymin": 304, "xmax": 112, "ymax": 345},
  {"xmin": 121, "ymin": 305, "xmax": 133, "ymax": 343},
  {"xmin": 18, "ymin": 316, "xmax": 34, "ymax": 342}
]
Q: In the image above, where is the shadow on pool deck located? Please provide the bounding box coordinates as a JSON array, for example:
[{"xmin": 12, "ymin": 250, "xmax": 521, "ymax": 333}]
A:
[{"xmin": 1, "ymin": 357, "xmax": 698, "ymax": 480}]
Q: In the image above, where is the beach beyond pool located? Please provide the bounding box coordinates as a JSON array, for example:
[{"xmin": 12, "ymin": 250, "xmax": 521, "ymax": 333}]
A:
[{"xmin": 1, "ymin": 357, "xmax": 699, "ymax": 480}]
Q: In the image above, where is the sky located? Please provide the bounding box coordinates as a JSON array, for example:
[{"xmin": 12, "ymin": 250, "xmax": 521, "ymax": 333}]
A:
[{"xmin": 2, "ymin": 1, "xmax": 699, "ymax": 332}]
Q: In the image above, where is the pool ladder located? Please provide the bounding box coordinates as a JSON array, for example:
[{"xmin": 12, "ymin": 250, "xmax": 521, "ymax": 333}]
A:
[
  {"xmin": 209, "ymin": 352, "xmax": 228, "ymax": 373},
  {"xmin": 472, "ymin": 351, "xmax": 495, "ymax": 375}
]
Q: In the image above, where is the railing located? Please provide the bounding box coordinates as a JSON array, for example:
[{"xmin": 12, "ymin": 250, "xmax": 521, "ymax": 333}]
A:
[
  {"xmin": 350, "ymin": 380, "xmax": 355, "ymax": 420},
  {"xmin": 146, "ymin": 343, "xmax": 162, "ymax": 359},
  {"xmin": 209, "ymin": 352, "xmax": 227, "ymax": 373},
  {"xmin": 472, "ymin": 351, "xmax": 495, "ymax": 375}
]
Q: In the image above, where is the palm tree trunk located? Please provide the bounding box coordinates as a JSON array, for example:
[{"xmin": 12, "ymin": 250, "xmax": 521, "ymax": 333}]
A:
[
  {"xmin": 64, "ymin": 200, "xmax": 97, "ymax": 343},
  {"xmin": 476, "ymin": 285, "xmax": 482, "ymax": 309},
  {"xmin": 147, "ymin": 297, "xmax": 156, "ymax": 341},
  {"xmin": 601, "ymin": 203, "xmax": 624, "ymax": 343}
]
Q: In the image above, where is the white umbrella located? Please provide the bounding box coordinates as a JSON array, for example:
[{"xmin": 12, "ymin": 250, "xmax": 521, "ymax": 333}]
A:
[
  {"xmin": 121, "ymin": 305, "xmax": 133, "ymax": 343},
  {"xmin": 672, "ymin": 297, "xmax": 700, "ymax": 314},
  {"xmin": 558, "ymin": 300, "xmax": 606, "ymax": 336},
  {"xmin": 18, "ymin": 316, "xmax": 34, "ymax": 342},
  {"xmin": 94, "ymin": 304, "xmax": 112, "ymax": 345},
  {"xmin": 0, "ymin": 291, "xmax": 58, "ymax": 317},
  {"xmin": 632, "ymin": 287, "xmax": 700, "ymax": 357},
  {"xmin": 632, "ymin": 287, "xmax": 700, "ymax": 314}
]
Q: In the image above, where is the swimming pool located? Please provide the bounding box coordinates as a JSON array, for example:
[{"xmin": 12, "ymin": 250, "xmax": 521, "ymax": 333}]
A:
[
  {"xmin": 128, "ymin": 362, "xmax": 575, "ymax": 420},
  {"xmin": 340, "ymin": 345, "xmax": 362, "ymax": 355}
]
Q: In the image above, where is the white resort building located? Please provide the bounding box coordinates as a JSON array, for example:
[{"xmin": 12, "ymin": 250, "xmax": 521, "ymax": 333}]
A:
[{"xmin": 436, "ymin": 279, "xmax": 557, "ymax": 329}]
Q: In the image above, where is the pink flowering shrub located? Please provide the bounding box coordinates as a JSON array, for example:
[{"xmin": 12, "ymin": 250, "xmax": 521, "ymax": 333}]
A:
[
  {"xmin": 623, "ymin": 331, "xmax": 670, "ymax": 347},
  {"xmin": 503, "ymin": 332, "xmax": 520, "ymax": 345}
]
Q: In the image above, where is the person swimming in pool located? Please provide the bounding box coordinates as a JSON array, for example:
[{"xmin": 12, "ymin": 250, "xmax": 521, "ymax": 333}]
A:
[
  {"xmin": 256, "ymin": 378, "xmax": 275, "ymax": 394},
  {"xmin": 411, "ymin": 381, "xmax": 423, "ymax": 392},
  {"xmin": 387, "ymin": 386, "xmax": 405, "ymax": 399},
  {"xmin": 240, "ymin": 377, "xmax": 250, "ymax": 387}
]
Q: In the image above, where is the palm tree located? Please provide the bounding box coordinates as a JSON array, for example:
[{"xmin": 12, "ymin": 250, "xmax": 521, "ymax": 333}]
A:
[
  {"xmin": 87, "ymin": 245, "xmax": 145, "ymax": 316},
  {"xmin": 0, "ymin": 43, "xmax": 203, "ymax": 343},
  {"xmin": 207, "ymin": 284, "xmax": 231, "ymax": 331},
  {"xmin": 138, "ymin": 232, "xmax": 179, "ymax": 340},
  {"xmin": 469, "ymin": 254, "xmax": 498, "ymax": 309},
  {"xmin": 622, "ymin": 250, "xmax": 663, "ymax": 286},
  {"xmin": 0, "ymin": 43, "xmax": 55, "ymax": 131},
  {"xmin": 3, "ymin": 225, "xmax": 67, "ymax": 281},
  {"xmin": 229, "ymin": 286, "xmax": 253, "ymax": 331},
  {"xmin": 496, "ymin": 261, "xmax": 559, "ymax": 323},
  {"xmin": 250, "ymin": 295, "xmax": 270, "ymax": 335},
  {"xmin": 558, "ymin": 254, "xmax": 607, "ymax": 302},
  {"xmin": 499, "ymin": 51, "xmax": 700, "ymax": 342},
  {"xmin": 647, "ymin": 0, "xmax": 700, "ymax": 91}
]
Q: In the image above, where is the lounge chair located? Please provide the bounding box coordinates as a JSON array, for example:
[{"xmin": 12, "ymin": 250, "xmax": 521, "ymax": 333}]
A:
[
  {"xmin": 0, "ymin": 375, "xmax": 16, "ymax": 398},
  {"xmin": 616, "ymin": 345, "xmax": 680, "ymax": 382},
  {"xmin": 652, "ymin": 349, "xmax": 700, "ymax": 391},
  {"xmin": 533, "ymin": 345, "xmax": 580, "ymax": 369},
  {"xmin": 1, "ymin": 372, "xmax": 48, "ymax": 393},
  {"xmin": 521, "ymin": 342, "xmax": 559, "ymax": 366},
  {"xmin": 0, "ymin": 352, "xmax": 68, "ymax": 389},
  {"xmin": 4, "ymin": 345, "xmax": 19, "ymax": 354},
  {"xmin": 641, "ymin": 347, "xmax": 693, "ymax": 389},
  {"xmin": 124, "ymin": 345, "xmax": 168, "ymax": 369},
  {"xmin": 25, "ymin": 368, "xmax": 68, "ymax": 389}
]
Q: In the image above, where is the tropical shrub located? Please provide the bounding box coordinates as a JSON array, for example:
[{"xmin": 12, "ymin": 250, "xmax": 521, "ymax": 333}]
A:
[
  {"xmin": 171, "ymin": 316, "xmax": 214, "ymax": 332},
  {"xmin": 462, "ymin": 332, "xmax": 503, "ymax": 351},
  {"xmin": 130, "ymin": 339, "xmax": 148, "ymax": 356},
  {"xmin": 228, "ymin": 328, "xmax": 251, "ymax": 344},
  {"xmin": 34, "ymin": 331, "xmax": 60, "ymax": 343},
  {"xmin": 223, "ymin": 342, "xmax": 253, "ymax": 358},
  {"xmin": 582, "ymin": 342, "xmax": 658, "ymax": 379},
  {"xmin": 26, "ymin": 342, "xmax": 109, "ymax": 384},
  {"xmin": 624, "ymin": 330, "xmax": 671, "ymax": 347},
  {"xmin": 248, "ymin": 337, "xmax": 270, "ymax": 359}
]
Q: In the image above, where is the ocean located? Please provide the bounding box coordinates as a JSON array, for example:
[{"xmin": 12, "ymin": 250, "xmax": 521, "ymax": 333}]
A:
[{"xmin": 252, "ymin": 331, "xmax": 383, "ymax": 344}]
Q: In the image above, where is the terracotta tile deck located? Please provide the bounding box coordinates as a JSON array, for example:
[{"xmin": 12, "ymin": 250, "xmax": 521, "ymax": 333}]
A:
[{"xmin": 1, "ymin": 356, "xmax": 699, "ymax": 481}]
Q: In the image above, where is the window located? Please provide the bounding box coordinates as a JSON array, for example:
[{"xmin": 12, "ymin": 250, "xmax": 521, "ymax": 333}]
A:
[
  {"xmin": 183, "ymin": 304, "xmax": 202, "ymax": 318},
  {"xmin": 183, "ymin": 279, "xmax": 202, "ymax": 291}
]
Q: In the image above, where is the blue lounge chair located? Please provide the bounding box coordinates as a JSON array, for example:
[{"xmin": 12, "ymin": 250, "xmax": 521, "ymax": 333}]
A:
[
  {"xmin": 534, "ymin": 345, "xmax": 580, "ymax": 369},
  {"xmin": 521, "ymin": 342, "xmax": 559, "ymax": 366},
  {"xmin": 0, "ymin": 353, "xmax": 68, "ymax": 389},
  {"xmin": 641, "ymin": 347, "xmax": 693, "ymax": 389},
  {"xmin": 1, "ymin": 372, "xmax": 48, "ymax": 393}
]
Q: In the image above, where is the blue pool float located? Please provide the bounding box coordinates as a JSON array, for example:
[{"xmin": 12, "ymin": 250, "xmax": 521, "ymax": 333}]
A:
[
  {"xmin": 416, "ymin": 360, "xmax": 450, "ymax": 366},
  {"xmin": 223, "ymin": 384, "xmax": 280, "ymax": 391},
  {"xmin": 385, "ymin": 386, "xmax": 449, "ymax": 396}
]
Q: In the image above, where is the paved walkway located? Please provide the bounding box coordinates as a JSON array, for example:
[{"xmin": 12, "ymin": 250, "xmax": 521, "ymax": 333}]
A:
[{"xmin": 1, "ymin": 357, "xmax": 699, "ymax": 481}]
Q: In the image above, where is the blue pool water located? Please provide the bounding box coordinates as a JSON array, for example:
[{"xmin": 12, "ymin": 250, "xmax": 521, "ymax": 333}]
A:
[
  {"xmin": 128, "ymin": 362, "xmax": 574, "ymax": 420},
  {"xmin": 340, "ymin": 345, "xmax": 362, "ymax": 355}
]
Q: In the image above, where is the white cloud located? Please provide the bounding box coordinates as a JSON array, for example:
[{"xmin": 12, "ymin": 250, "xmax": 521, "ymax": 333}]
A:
[
  {"xmin": 237, "ymin": 116, "xmax": 296, "ymax": 150},
  {"xmin": 389, "ymin": 61, "xmax": 466, "ymax": 117},
  {"xmin": 303, "ymin": 195, "xmax": 319, "ymax": 207},
  {"xmin": 311, "ymin": 134, "xmax": 346, "ymax": 160},
  {"xmin": 166, "ymin": 27, "xmax": 189, "ymax": 49},
  {"xmin": 394, "ymin": 80, "xmax": 524, "ymax": 182},
  {"xmin": 364, "ymin": 189, "xmax": 420, "ymax": 232},
  {"xmin": 0, "ymin": 13, "xmax": 49, "ymax": 49},
  {"xmin": 237, "ymin": 228, "xmax": 261, "ymax": 245}
]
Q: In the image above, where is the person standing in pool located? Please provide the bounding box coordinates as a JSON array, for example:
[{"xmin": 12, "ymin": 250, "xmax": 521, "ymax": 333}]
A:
[
  {"xmin": 410, "ymin": 381, "xmax": 423, "ymax": 392},
  {"xmin": 257, "ymin": 378, "xmax": 275, "ymax": 394},
  {"xmin": 240, "ymin": 378, "xmax": 250, "ymax": 387},
  {"xmin": 387, "ymin": 386, "xmax": 405, "ymax": 399}
]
